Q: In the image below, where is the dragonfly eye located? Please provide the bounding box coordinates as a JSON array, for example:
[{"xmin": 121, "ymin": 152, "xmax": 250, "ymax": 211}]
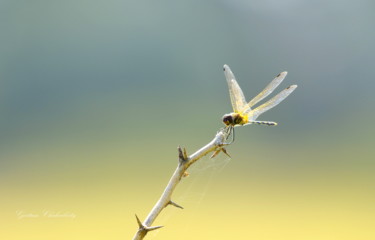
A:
[{"xmin": 222, "ymin": 114, "xmax": 234, "ymax": 125}]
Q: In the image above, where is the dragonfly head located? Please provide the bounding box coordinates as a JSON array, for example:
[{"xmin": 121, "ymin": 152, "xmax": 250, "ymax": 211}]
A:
[{"xmin": 222, "ymin": 113, "xmax": 235, "ymax": 126}]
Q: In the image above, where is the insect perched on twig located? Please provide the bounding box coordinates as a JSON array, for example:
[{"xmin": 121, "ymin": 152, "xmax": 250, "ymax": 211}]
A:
[{"xmin": 222, "ymin": 64, "xmax": 297, "ymax": 143}]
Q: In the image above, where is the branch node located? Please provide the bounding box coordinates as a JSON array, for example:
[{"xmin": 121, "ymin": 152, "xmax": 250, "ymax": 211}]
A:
[
  {"xmin": 135, "ymin": 214, "xmax": 163, "ymax": 232},
  {"xmin": 215, "ymin": 129, "xmax": 228, "ymax": 147},
  {"xmin": 169, "ymin": 200, "xmax": 184, "ymax": 209}
]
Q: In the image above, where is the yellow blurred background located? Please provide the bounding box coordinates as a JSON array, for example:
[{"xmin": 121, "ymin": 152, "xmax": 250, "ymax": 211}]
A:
[{"xmin": 1, "ymin": 1, "xmax": 374, "ymax": 239}]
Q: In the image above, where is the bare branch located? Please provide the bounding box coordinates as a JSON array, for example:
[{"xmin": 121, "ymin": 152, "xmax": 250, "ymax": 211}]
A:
[{"xmin": 132, "ymin": 128, "xmax": 230, "ymax": 240}]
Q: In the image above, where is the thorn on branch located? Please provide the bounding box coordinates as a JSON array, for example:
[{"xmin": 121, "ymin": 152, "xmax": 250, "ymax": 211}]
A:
[
  {"xmin": 178, "ymin": 146, "xmax": 188, "ymax": 163},
  {"xmin": 210, "ymin": 149, "xmax": 220, "ymax": 159},
  {"xmin": 221, "ymin": 147, "xmax": 231, "ymax": 158},
  {"xmin": 210, "ymin": 147, "xmax": 231, "ymax": 159},
  {"xmin": 135, "ymin": 214, "xmax": 143, "ymax": 228},
  {"xmin": 135, "ymin": 214, "xmax": 163, "ymax": 232},
  {"xmin": 145, "ymin": 225, "xmax": 163, "ymax": 231},
  {"xmin": 168, "ymin": 200, "xmax": 184, "ymax": 209},
  {"xmin": 183, "ymin": 171, "xmax": 189, "ymax": 177}
]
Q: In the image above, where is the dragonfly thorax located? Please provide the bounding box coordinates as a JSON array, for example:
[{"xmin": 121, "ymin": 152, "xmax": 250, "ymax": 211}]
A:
[{"xmin": 222, "ymin": 113, "xmax": 248, "ymax": 126}]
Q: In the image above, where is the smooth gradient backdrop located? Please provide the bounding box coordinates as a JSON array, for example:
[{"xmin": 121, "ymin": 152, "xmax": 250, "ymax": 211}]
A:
[{"xmin": 1, "ymin": 0, "xmax": 374, "ymax": 239}]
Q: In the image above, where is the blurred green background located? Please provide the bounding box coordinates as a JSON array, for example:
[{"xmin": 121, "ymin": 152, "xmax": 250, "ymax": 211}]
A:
[{"xmin": 1, "ymin": 0, "xmax": 374, "ymax": 239}]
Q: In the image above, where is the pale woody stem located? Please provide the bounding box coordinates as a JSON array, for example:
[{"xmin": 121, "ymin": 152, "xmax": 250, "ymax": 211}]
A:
[{"xmin": 132, "ymin": 128, "xmax": 228, "ymax": 240}]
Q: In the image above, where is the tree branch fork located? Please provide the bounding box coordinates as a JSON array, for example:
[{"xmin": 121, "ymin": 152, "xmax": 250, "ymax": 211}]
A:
[{"xmin": 132, "ymin": 127, "xmax": 231, "ymax": 240}]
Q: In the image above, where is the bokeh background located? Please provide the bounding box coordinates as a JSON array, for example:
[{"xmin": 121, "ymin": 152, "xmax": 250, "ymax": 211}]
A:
[{"xmin": 1, "ymin": 0, "xmax": 375, "ymax": 239}]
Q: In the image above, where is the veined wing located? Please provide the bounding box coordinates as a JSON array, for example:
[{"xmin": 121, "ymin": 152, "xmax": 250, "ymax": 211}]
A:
[
  {"xmin": 243, "ymin": 71, "xmax": 287, "ymax": 114},
  {"xmin": 223, "ymin": 64, "xmax": 247, "ymax": 113},
  {"xmin": 248, "ymin": 85, "xmax": 298, "ymax": 121}
]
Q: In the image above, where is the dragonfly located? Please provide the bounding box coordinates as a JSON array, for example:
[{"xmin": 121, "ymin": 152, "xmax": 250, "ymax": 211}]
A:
[{"xmin": 222, "ymin": 64, "xmax": 297, "ymax": 142}]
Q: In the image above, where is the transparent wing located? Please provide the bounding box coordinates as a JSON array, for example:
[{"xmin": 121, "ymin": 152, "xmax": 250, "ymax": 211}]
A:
[
  {"xmin": 223, "ymin": 64, "xmax": 247, "ymax": 113},
  {"xmin": 247, "ymin": 85, "xmax": 298, "ymax": 121},
  {"xmin": 243, "ymin": 71, "xmax": 287, "ymax": 114}
]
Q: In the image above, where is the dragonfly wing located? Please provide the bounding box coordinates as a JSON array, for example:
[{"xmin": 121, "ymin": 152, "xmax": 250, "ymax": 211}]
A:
[
  {"xmin": 243, "ymin": 71, "xmax": 287, "ymax": 114},
  {"xmin": 223, "ymin": 64, "xmax": 247, "ymax": 112},
  {"xmin": 248, "ymin": 85, "xmax": 297, "ymax": 121}
]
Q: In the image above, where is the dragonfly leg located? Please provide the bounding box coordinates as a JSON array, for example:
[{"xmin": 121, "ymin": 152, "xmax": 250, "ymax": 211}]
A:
[
  {"xmin": 231, "ymin": 127, "xmax": 235, "ymax": 143},
  {"xmin": 224, "ymin": 126, "xmax": 235, "ymax": 144}
]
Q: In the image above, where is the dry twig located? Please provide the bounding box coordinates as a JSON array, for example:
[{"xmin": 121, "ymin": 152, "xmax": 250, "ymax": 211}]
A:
[{"xmin": 132, "ymin": 128, "xmax": 230, "ymax": 240}]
